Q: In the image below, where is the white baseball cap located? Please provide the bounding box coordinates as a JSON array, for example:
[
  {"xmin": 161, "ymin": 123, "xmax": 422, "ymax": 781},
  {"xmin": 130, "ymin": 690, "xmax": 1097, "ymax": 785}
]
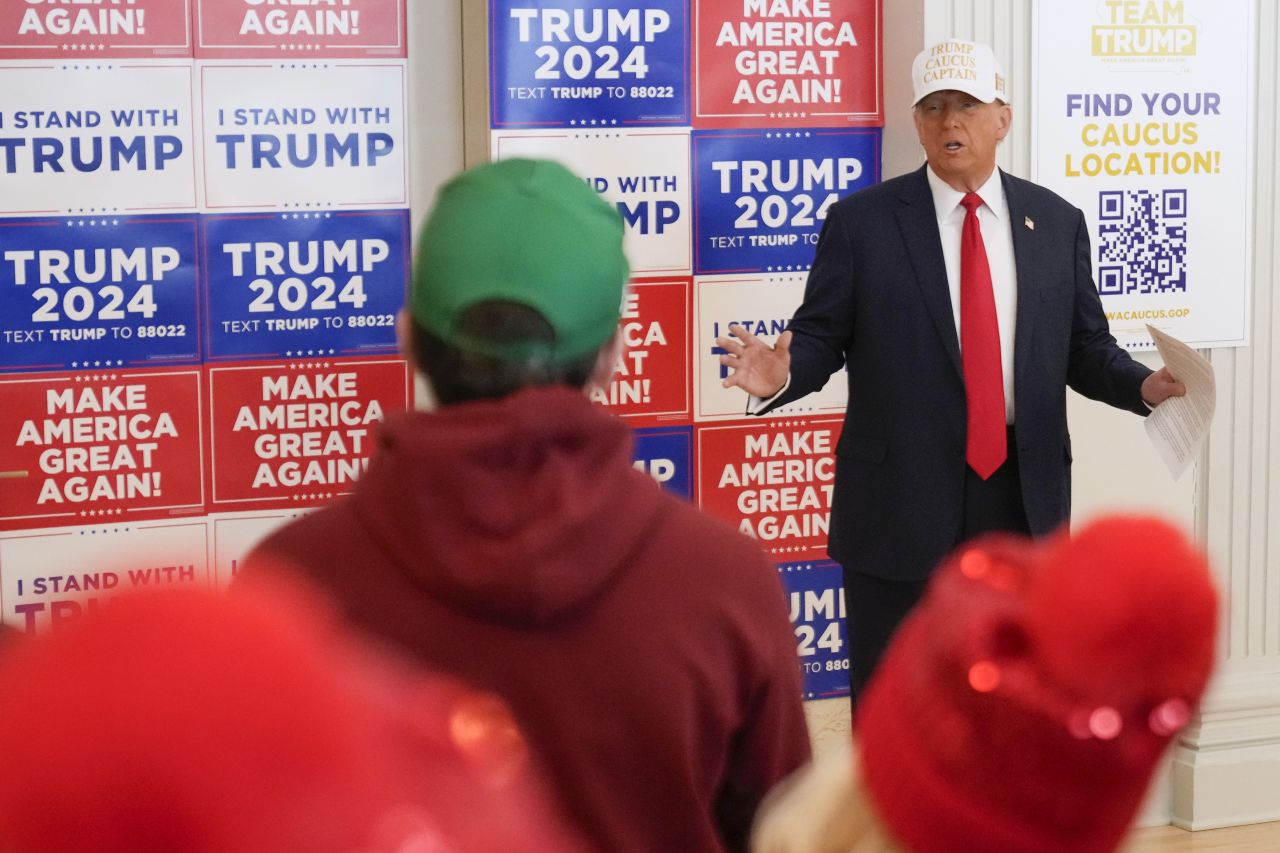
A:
[{"xmin": 911, "ymin": 39, "xmax": 1008, "ymax": 106}]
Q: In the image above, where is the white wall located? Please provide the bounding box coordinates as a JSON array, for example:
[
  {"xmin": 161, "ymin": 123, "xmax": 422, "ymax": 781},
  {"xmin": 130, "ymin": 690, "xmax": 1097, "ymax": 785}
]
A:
[{"xmin": 409, "ymin": 2, "xmax": 465, "ymax": 233}]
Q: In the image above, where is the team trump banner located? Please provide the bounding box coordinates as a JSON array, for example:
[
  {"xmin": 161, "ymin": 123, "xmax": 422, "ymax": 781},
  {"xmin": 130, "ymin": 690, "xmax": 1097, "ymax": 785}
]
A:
[{"xmin": 1032, "ymin": 0, "xmax": 1250, "ymax": 349}]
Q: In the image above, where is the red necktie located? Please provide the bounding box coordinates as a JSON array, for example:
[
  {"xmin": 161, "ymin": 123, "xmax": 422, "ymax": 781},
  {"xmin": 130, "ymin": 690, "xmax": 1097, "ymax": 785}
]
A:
[{"xmin": 959, "ymin": 192, "xmax": 1006, "ymax": 480}]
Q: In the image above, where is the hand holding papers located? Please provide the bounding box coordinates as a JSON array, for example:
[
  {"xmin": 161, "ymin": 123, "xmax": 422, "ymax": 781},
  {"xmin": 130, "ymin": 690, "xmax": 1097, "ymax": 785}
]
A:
[{"xmin": 1144, "ymin": 325, "xmax": 1216, "ymax": 479}]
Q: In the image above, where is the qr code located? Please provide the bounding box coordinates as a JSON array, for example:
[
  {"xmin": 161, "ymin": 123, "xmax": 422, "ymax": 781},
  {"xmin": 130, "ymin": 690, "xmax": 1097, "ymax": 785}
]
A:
[{"xmin": 1096, "ymin": 189, "xmax": 1187, "ymax": 295}]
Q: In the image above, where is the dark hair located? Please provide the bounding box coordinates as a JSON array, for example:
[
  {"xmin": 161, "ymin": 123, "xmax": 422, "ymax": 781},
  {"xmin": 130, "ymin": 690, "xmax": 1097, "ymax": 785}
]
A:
[{"xmin": 409, "ymin": 300, "xmax": 605, "ymax": 405}]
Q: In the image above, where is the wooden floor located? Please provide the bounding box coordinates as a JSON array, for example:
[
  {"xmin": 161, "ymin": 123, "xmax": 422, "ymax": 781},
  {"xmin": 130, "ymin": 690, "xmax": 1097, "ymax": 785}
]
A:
[{"xmin": 1124, "ymin": 821, "xmax": 1280, "ymax": 851}]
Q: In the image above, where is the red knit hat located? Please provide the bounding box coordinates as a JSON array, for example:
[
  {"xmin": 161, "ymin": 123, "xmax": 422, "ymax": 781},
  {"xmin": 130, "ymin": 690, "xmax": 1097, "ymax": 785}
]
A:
[
  {"xmin": 0, "ymin": 581, "xmax": 586, "ymax": 853},
  {"xmin": 856, "ymin": 515, "xmax": 1219, "ymax": 853}
]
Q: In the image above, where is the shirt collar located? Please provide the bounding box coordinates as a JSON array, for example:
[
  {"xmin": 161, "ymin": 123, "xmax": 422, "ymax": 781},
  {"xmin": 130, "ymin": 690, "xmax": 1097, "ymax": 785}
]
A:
[{"xmin": 925, "ymin": 164, "xmax": 1006, "ymax": 223}]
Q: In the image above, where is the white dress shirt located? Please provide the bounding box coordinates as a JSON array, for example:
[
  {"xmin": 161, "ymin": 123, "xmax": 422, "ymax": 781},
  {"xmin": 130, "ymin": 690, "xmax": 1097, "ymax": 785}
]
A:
[{"xmin": 925, "ymin": 165, "xmax": 1018, "ymax": 424}]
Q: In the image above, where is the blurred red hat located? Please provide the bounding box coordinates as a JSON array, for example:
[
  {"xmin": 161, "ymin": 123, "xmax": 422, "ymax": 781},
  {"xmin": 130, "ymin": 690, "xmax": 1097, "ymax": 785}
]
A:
[
  {"xmin": 857, "ymin": 515, "xmax": 1219, "ymax": 853},
  {"xmin": 0, "ymin": 580, "xmax": 587, "ymax": 853}
]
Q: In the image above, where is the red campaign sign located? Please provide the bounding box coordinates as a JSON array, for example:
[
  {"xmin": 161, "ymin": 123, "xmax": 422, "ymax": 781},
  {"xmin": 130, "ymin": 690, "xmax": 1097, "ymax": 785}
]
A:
[
  {"xmin": 195, "ymin": 0, "xmax": 406, "ymax": 58},
  {"xmin": 591, "ymin": 278, "xmax": 691, "ymax": 425},
  {"xmin": 207, "ymin": 357, "xmax": 409, "ymax": 510},
  {"xmin": 693, "ymin": 0, "xmax": 882, "ymax": 128},
  {"xmin": 696, "ymin": 416, "xmax": 842, "ymax": 562},
  {"xmin": 0, "ymin": 369, "xmax": 205, "ymax": 530},
  {"xmin": 0, "ymin": 0, "xmax": 191, "ymax": 59}
]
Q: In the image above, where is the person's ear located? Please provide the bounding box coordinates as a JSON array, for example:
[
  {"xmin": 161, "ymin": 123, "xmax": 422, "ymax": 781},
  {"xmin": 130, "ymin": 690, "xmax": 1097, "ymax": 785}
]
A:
[
  {"xmin": 396, "ymin": 309, "xmax": 439, "ymax": 411},
  {"xmin": 994, "ymin": 103, "xmax": 1013, "ymax": 142}
]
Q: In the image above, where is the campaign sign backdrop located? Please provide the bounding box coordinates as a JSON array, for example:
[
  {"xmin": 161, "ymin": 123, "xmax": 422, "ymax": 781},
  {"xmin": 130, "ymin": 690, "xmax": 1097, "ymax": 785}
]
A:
[
  {"xmin": 203, "ymin": 210, "xmax": 407, "ymax": 361},
  {"xmin": 206, "ymin": 358, "xmax": 408, "ymax": 510},
  {"xmin": 492, "ymin": 128, "xmax": 692, "ymax": 275},
  {"xmin": 210, "ymin": 510, "xmax": 306, "ymax": 589},
  {"xmin": 694, "ymin": 274, "xmax": 847, "ymax": 420},
  {"xmin": 490, "ymin": 0, "xmax": 689, "ymax": 127},
  {"xmin": 195, "ymin": 0, "xmax": 406, "ymax": 58},
  {"xmin": 632, "ymin": 425, "xmax": 693, "ymax": 498},
  {"xmin": 0, "ymin": 369, "xmax": 205, "ymax": 531},
  {"xmin": 693, "ymin": 128, "xmax": 879, "ymax": 274},
  {"xmin": 0, "ymin": 519, "xmax": 209, "ymax": 633},
  {"xmin": 696, "ymin": 416, "xmax": 841, "ymax": 562},
  {"xmin": 199, "ymin": 62, "xmax": 408, "ymax": 209},
  {"xmin": 693, "ymin": 0, "xmax": 882, "ymax": 128},
  {"xmin": 0, "ymin": 216, "xmax": 199, "ymax": 372},
  {"xmin": 1032, "ymin": 0, "xmax": 1250, "ymax": 349},
  {"xmin": 780, "ymin": 560, "xmax": 848, "ymax": 698},
  {"xmin": 0, "ymin": 0, "xmax": 192, "ymax": 59},
  {"xmin": 590, "ymin": 278, "xmax": 690, "ymax": 423},
  {"xmin": 0, "ymin": 63, "xmax": 197, "ymax": 214}
]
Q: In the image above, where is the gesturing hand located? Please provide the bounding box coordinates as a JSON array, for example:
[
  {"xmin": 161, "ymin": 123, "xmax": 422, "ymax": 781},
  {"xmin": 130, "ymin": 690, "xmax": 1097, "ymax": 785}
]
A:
[{"xmin": 716, "ymin": 324, "xmax": 792, "ymax": 398}]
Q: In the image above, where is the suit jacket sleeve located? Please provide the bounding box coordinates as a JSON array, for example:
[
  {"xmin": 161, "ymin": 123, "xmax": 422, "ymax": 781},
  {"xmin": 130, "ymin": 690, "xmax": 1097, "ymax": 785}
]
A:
[
  {"xmin": 1064, "ymin": 207, "xmax": 1153, "ymax": 416},
  {"xmin": 754, "ymin": 204, "xmax": 857, "ymax": 414}
]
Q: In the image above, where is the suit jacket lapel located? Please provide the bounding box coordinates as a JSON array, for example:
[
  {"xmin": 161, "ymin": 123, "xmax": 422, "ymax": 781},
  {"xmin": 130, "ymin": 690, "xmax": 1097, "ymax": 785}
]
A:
[
  {"xmin": 894, "ymin": 165, "xmax": 963, "ymax": 380},
  {"xmin": 1002, "ymin": 170, "xmax": 1042, "ymax": 399}
]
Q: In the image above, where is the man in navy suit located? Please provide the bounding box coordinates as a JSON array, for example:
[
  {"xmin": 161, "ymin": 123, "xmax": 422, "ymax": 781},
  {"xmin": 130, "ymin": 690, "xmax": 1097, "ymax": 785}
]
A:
[{"xmin": 718, "ymin": 39, "xmax": 1186, "ymax": 700}]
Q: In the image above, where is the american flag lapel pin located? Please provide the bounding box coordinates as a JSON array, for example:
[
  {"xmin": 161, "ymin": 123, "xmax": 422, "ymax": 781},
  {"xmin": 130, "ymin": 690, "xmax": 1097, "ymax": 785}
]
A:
[{"xmin": 1024, "ymin": 216, "xmax": 1035, "ymax": 230}]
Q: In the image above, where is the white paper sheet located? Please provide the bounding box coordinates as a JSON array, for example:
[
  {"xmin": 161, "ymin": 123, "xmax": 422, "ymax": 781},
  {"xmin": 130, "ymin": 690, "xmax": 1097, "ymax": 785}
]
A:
[{"xmin": 1143, "ymin": 325, "xmax": 1216, "ymax": 480}]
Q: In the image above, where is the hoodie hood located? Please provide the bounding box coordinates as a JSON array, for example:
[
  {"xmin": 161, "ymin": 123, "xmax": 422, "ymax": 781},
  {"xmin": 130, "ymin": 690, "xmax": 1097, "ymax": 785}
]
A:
[{"xmin": 352, "ymin": 386, "xmax": 664, "ymax": 626}]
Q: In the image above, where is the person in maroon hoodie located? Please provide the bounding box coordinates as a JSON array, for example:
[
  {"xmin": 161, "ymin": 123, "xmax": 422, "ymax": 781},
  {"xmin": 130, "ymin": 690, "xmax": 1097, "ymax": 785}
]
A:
[{"xmin": 242, "ymin": 157, "xmax": 812, "ymax": 853}]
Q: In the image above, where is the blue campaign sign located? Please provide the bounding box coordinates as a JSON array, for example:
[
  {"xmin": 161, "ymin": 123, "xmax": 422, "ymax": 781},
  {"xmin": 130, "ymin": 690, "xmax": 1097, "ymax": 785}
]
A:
[
  {"xmin": 778, "ymin": 561, "xmax": 849, "ymax": 699},
  {"xmin": 631, "ymin": 425, "xmax": 691, "ymax": 499},
  {"xmin": 692, "ymin": 128, "xmax": 881, "ymax": 274},
  {"xmin": 0, "ymin": 216, "xmax": 199, "ymax": 372},
  {"xmin": 490, "ymin": 0, "xmax": 688, "ymax": 127},
  {"xmin": 203, "ymin": 210, "xmax": 408, "ymax": 360}
]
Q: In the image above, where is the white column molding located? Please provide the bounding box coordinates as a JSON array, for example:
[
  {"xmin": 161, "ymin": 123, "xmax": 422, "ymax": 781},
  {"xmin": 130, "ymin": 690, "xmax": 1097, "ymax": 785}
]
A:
[{"xmin": 1178, "ymin": 0, "xmax": 1280, "ymax": 827}]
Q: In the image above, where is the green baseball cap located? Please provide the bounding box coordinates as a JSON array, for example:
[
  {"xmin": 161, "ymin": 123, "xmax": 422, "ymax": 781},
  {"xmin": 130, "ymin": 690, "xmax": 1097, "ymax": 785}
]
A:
[{"xmin": 411, "ymin": 157, "xmax": 630, "ymax": 362}]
